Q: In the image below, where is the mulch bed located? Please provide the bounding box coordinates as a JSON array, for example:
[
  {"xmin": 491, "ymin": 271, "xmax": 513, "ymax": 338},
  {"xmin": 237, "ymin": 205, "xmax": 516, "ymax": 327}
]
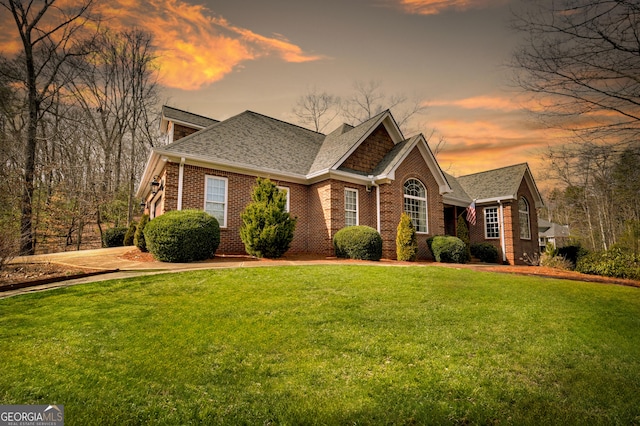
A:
[{"xmin": 2, "ymin": 250, "xmax": 638, "ymax": 291}]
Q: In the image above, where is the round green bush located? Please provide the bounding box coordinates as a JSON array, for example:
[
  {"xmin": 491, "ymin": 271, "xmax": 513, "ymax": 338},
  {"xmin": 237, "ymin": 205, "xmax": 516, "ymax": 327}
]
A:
[
  {"xmin": 333, "ymin": 226, "xmax": 383, "ymax": 261},
  {"xmin": 470, "ymin": 242, "xmax": 499, "ymax": 263},
  {"xmin": 134, "ymin": 214, "xmax": 150, "ymax": 252},
  {"xmin": 430, "ymin": 235, "xmax": 467, "ymax": 264},
  {"xmin": 144, "ymin": 210, "xmax": 220, "ymax": 263},
  {"xmin": 103, "ymin": 227, "xmax": 128, "ymax": 248}
]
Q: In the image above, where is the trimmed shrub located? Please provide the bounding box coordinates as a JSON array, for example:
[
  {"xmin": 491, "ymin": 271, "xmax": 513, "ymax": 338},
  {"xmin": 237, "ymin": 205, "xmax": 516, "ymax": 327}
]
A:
[
  {"xmin": 430, "ymin": 235, "xmax": 467, "ymax": 264},
  {"xmin": 240, "ymin": 178, "xmax": 297, "ymax": 259},
  {"xmin": 123, "ymin": 222, "xmax": 137, "ymax": 246},
  {"xmin": 333, "ymin": 226, "xmax": 383, "ymax": 261},
  {"xmin": 426, "ymin": 235, "xmax": 440, "ymax": 257},
  {"xmin": 456, "ymin": 215, "xmax": 471, "ymax": 261},
  {"xmin": 396, "ymin": 212, "xmax": 418, "ymax": 261},
  {"xmin": 134, "ymin": 214, "xmax": 149, "ymax": 252},
  {"xmin": 103, "ymin": 227, "xmax": 127, "ymax": 248},
  {"xmin": 144, "ymin": 210, "xmax": 220, "ymax": 263},
  {"xmin": 470, "ymin": 242, "xmax": 499, "ymax": 263},
  {"xmin": 576, "ymin": 248, "xmax": 640, "ymax": 280}
]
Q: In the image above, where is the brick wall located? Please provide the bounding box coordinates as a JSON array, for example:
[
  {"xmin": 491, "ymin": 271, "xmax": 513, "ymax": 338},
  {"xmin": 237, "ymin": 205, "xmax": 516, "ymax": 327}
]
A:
[
  {"xmin": 341, "ymin": 124, "xmax": 395, "ymax": 173},
  {"xmin": 173, "ymin": 123, "xmax": 199, "ymax": 141},
  {"xmin": 467, "ymin": 179, "xmax": 540, "ymax": 265},
  {"xmin": 380, "ymin": 146, "xmax": 445, "ymax": 260}
]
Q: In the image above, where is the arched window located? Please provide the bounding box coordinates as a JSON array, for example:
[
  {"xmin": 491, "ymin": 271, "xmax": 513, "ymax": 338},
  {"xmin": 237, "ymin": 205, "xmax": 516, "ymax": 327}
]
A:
[
  {"xmin": 404, "ymin": 179, "xmax": 428, "ymax": 233},
  {"xmin": 519, "ymin": 197, "xmax": 531, "ymax": 239}
]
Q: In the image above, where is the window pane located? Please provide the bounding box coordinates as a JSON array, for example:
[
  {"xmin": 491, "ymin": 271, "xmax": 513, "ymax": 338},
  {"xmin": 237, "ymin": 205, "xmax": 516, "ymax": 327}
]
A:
[
  {"xmin": 205, "ymin": 177, "xmax": 226, "ymax": 226},
  {"xmin": 403, "ymin": 179, "xmax": 427, "ymax": 233},
  {"xmin": 485, "ymin": 208, "xmax": 499, "ymax": 239},
  {"xmin": 345, "ymin": 189, "xmax": 358, "ymax": 227}
]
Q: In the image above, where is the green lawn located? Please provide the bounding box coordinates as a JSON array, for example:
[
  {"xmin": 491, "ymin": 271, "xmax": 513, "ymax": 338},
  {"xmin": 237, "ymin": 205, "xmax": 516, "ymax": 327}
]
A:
[{"xmin": 1, "ymin": 265, "xmax": 640, "ymax": 425}]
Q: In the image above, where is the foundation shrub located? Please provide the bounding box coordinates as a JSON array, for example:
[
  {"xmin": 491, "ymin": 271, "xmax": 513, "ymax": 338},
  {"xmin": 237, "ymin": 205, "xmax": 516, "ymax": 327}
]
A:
[
  {"xmin": 430, "ymin": 236, "xmax": 467, "ymax": 264},
  {"xmin": 144, "ymin": 210, "xmax": 220, "ymax": 263},
  {"xmin": 470, "ymin": 242, "xmax": 499, "ymax": 263},
  {"xmin": 334, "ymin": 226, "xmax": 383, "ymax": 261},
  {"xmin": 396, "ymin": 213, "xmax": 418, "ymax": 261}
]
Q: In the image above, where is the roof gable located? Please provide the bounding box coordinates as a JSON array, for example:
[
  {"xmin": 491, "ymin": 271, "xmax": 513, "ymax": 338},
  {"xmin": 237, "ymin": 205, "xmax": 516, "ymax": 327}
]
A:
[
  {"xmin": 456, "ymin": 163, "xmax": 544, "ymax": 207},
  {"xmin": 160, "ymin": 105, "xmax": 219, "ymax": 133},
  {"xmin": 308, "ymin": 111, "xmax": 403, "ymax": 176}
]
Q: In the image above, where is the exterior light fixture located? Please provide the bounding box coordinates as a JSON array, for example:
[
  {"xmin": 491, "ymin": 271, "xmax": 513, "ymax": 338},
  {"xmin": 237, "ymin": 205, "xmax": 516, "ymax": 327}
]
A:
[{"xmin": 150, "ymin": 176, "xmax": 161, "ymax": 195}]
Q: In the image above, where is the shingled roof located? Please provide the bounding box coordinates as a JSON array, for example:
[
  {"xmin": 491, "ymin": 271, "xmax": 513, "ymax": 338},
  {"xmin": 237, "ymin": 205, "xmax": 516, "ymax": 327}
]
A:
[
  {"xmin": 161, "ymin": 105, "xmax": 219, "ymax": 129},
  {"xmin": 158, "ymin": 110, "xmax": 326, "ymax": 176}
]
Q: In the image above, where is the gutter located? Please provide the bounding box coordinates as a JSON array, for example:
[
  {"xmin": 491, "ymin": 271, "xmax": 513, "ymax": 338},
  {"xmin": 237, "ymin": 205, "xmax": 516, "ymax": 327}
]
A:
[
  {"xmin": 498, "ymin": 200, "xmax": 507, "ymax": 263},
  {"xmin": 368, "ymin": 175, "xmax": 381, "ymax": 233},
  {"xmin": 177, "ymin": 157, "xmax": 185, "ymax": 210}
]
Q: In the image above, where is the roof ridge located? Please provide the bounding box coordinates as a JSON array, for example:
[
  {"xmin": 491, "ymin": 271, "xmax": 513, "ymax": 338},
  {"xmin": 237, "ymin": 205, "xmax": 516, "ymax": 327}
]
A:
[
  {"xmin": 458, "ymin": 162, "xmax": 528, "ymax": 179},
  {"xmin": 243, "ymin": 110, "xmax": 326, "ymax": 136},
  {"xmin": 162, "ymin": 105, "xmax": 218, "ymax": 122}
]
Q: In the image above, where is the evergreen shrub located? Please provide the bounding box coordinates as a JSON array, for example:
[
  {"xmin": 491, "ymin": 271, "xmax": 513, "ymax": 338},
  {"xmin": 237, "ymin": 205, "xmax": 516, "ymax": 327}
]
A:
[
  {"xmin": 240, "ymin": 178, "xmax": 296, "ymax": 259},
  {"xmin": 470, "ymin": 242, "xmax": 499, "ymax": 263},
  {"xmin": 334, "ymin": 226, "xmax": 383, "ymax": 261},
  {"xmin": 134, "ymin": 214, "xmax": 150, "ymax": 252},
  {"xmin": 144, "ymin": 210, "xmax": 220, "ymax": 263},
  {"xmin": 123, "ymin": 222, "xmax": 137, "ymax": 246},
  {"xmin": 396, "ymin": 213, "xmax": 418, "ymax": 261},
  {"xmin": 430, "ymin": 235, "xmax": 467, "ymax": 264},
  {"xmin": 103, "ymin": 227, "xmax": 127, "ymax": 248},
  {"xmin": 576, "ymin": 248, "xmax": 640, "ymax": 280}
]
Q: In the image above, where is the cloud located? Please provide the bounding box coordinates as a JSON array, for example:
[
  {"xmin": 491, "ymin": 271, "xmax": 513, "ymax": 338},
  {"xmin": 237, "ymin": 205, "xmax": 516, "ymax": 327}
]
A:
[
  {"xmin": 100, "ymin": 0, "xmax": 324, "ymax": 90},
  {"xmin": 1, "ymin": 0, "xmax": 323, "ymax": 90},
  {"xmin": 396, "ymin": 0, "xmax": 508, "ymax": 15}
]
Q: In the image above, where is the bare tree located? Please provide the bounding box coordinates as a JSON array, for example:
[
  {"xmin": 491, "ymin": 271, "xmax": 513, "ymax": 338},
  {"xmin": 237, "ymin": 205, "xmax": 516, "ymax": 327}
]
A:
[
  {"xmin": 341, "ymin": 80, "xmax": 427, "ymax": 132},
  {"xmin": 512, "ymin": 0, "xmax": 640, "ymax": 145},
  {"xmin": 0, "ymin": 0, "xmax": 96, "ymax": 254},
  {"xmin": 292, "ymin": 80, "xmax": 427, "ymax": 134},
  {"xmin": 292, "ymin": 87, "xmax": 340, "ymax": 132}
]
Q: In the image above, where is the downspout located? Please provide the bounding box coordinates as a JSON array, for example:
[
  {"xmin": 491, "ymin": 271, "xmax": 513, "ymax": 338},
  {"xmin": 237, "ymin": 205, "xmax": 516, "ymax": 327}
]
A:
[
  {"xmin": 369, "ymin": 176, "xmax": 380, "ymax": 233},
  {"xmin": 498, "ymin": 200, "xmax": 507, "ymax": 263},
  {"xmin": 177, "ymin": 157, "xmax": 185, "ymax": 210}
]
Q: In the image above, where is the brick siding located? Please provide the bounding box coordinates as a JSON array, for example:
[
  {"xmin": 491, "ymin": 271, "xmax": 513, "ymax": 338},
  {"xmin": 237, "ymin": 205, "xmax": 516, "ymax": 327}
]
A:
[{"xmin": 341, "ymin": 124, "xmax": 395, "ymax": 173}]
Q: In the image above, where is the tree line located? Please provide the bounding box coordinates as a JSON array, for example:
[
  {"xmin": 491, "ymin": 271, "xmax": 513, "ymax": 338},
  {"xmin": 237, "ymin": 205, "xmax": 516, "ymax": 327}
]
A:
[{"xmin": 0, "ymin": 0, "xmax": 159, "ymax": 256}]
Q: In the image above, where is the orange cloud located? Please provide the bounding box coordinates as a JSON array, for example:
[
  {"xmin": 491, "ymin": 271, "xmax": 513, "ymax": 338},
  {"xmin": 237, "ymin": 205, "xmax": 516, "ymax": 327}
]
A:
[
  {"xmin": 101, "ymin": 0, "xmax": 324, "ymax": 90},
  {"xmin": 396, "ymin": 0, "xmax": 508, "ymax": 15},
  {"xmin": 1, "ymin": 0, "xmax": 323, "ymax": 90}
]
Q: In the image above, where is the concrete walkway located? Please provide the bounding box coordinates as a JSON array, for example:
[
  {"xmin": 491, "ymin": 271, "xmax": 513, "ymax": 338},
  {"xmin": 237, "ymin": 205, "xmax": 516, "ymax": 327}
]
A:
[{"xmin": 5, "ymin": 247, "xmax": 435, "ymax": 298}]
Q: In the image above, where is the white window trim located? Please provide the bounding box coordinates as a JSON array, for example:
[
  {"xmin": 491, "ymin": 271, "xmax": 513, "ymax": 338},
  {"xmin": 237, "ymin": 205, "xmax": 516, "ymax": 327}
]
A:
[
  {"xmin": 484, "ymin": 207, "xmax": 500, "ymax": 239},
  {"xmin": 204, "ymin": 175, "xmax": 228, "ymax": 228},
  {"xmin": 519, "ymin": 197, "xmax": 531, "ymax": 240},
  {"xmin": 345, "ymin": 188, "xmax": 359, "ymax": 227},
  {"xmin": 404, "ymin": 179, "xmax": 429, "ymax": 234},
  {"xmin": 277, "ymin": 186, "xmax": 290, "ymax": 213}
]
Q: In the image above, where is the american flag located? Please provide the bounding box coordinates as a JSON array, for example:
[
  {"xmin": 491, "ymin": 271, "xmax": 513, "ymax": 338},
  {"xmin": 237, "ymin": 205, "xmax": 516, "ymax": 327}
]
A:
[{"xmin": 466, "ymin": 200, "xmax": 476, "ymax": 226}]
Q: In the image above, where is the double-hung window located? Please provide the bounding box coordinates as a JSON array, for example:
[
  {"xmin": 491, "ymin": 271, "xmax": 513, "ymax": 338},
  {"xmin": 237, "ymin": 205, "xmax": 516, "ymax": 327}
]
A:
[
  {"xmin": 205, "ymin": 176, "xmax": 227, "ymax": 227},
  {"xmin": 404, "ymin": 179, "xmax": 428, "ymax": 233},
  {"xmin": 484, "ymin": 207, "xmax": 500, "ymax": 239},
  {"xmin": 345, "ymin": 188, "xmax": 358, "ymax": 227}
]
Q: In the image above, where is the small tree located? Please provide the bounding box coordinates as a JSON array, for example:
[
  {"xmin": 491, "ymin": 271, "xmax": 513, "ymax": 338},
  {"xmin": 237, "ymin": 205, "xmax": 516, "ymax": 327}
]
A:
[
  {"xmin": 396, "ymin": 212, "xmax": 418, "ymax": 261},
  {"xmin": 240, "ymin": 178, "xmax": 297, "ymax": 259},
  {"xmin": 134, "ymin": 214, "xmax": 149, "ymax": 252},
  {"xmin": 456, "ymin": 215, "xmax": 471, "ymax": 261}
]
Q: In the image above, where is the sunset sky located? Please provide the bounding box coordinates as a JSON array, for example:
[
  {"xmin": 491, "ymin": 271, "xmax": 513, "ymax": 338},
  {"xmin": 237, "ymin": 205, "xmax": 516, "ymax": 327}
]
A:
[{"xmin": 2, "ymin": 0, "xmax": 564, "ymax": 181}]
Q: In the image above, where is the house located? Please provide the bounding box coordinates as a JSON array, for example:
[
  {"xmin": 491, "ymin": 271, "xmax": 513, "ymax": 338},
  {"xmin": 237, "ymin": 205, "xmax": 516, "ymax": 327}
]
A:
[
  {"xmin": 538, "ymin": 219, "xmax": 571, "ymax": 251},
  {"xmin": 137, "ymin": 105, "xmax": 544, "ymax": 264}
]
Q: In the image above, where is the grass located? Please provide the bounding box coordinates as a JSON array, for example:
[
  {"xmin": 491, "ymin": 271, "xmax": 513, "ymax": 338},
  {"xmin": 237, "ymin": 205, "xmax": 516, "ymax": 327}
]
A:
[{"xmin": 1, "ymin": 265, "xmax": 640, "ymax": 425}]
